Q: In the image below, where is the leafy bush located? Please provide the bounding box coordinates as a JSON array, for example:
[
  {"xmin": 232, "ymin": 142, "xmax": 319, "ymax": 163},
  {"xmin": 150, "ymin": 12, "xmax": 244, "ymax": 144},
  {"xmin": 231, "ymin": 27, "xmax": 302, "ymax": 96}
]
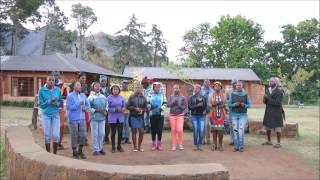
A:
[{"xmin": 0, "ymin": 100, "xmax": 34, "ymax": 108}]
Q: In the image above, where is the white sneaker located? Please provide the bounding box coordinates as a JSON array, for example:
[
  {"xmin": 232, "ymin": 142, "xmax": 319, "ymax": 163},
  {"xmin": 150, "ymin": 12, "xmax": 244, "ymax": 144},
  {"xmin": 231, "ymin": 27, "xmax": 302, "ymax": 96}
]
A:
[
  {"xmin": 171, "ymin": 146, "xmax": 176, "ymax": 151},
  {"xmin": 178, "ymin": 144, "xmax": 184, "ymax": 150}
]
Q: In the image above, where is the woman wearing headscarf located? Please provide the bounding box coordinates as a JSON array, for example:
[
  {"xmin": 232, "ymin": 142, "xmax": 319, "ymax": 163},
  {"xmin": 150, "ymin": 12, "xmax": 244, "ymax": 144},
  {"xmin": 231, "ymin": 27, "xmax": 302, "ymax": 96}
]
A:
[
  {"xmin": 208, "ymin": 81, "xmax": 227, "ymax": 151},
  {"xmin": 262, "ymin": 77, "xmax": 285, "ymax": 148},
  {"xmin": 88, "ymin": 82, "xmax": 107, "ymax": 156},
  {"xmin": 106, "ymin": 84, "xmax": 126, "ymax": 153},
  {"xmin": 228, "ymin": 80, "xmax": 251, "ymax": 152}
]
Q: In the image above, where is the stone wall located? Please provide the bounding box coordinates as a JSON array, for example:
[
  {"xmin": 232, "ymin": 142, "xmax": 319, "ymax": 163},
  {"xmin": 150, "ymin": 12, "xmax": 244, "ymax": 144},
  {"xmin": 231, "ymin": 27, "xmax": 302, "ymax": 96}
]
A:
[
  {"xmin": 249, "ymin": 120, "xmax": 299, "ymax": 138},
  {"xmin": 5, "ymin": 126, "xmax": 229, "ymax": 180}
]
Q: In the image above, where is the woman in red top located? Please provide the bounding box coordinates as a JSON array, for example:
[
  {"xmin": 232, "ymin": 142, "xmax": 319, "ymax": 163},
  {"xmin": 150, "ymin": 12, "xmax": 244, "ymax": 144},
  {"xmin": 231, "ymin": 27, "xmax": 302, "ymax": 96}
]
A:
[{"xmin": 208, "ymin": 81, "xmax": 227, "ymax": 151}]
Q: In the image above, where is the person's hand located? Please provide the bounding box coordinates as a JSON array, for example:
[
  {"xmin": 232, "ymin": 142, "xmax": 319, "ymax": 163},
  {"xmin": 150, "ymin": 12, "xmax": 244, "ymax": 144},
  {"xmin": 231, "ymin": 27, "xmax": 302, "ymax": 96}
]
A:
[
  {"xmin": 79, "ymin": 100, "xmax": 84, "ymax": 106},
  {"xmin": 235, "ymin": 102, "xmax": 240, "ymax": 106},
  {"xmin": 196, "ymin": 102, "xmax": 203, "ymax": 107},
  {"xmin": 95, "ymin": 108, "xmax": 101, "ymax": 113},
  {"xmin": 134, "ymin": 107, "xmax": 140, "ymax": 112},
  {"xmin": 151, "ymin": 103, "xmax": 158, "ymax": 109},
  {"xmin": 263, "ymin": 95, "xmax": 268, "ymax": 99},
  {"xmin": 240, "ymin": 102, "xmax": 245, "ymax": 107},
  {"xmin": 51, "ymin": 96, "xmax": 57, "ymax": 104},
  {"xmin": 174, "ymin": 99, "xmax": 179, "ymax": 105}
]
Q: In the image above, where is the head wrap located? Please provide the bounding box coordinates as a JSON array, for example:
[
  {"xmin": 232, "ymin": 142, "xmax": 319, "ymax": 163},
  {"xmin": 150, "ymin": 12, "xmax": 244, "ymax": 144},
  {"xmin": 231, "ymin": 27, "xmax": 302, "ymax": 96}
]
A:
[
  {"xmin": 100, "ymin": 75, "xmax": 108, "ymax": 82},
  {"xmin": 270, "ymin": 77, "xmax": 281, "ymax": 87},
  {"xmin": 213, "ymin": 81, "xmax": 223, "ymax": 88}
]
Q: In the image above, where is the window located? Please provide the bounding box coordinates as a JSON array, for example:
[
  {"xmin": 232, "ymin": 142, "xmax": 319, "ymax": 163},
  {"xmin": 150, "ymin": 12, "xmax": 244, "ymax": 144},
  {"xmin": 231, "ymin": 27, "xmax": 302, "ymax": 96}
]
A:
[
  {"xmin": 37, "ymin": 77, "xmax": 47, "ymax": 93},
  {"xmin": 11, "ymin": 77, "xmax": 34, "ymax": 96}
]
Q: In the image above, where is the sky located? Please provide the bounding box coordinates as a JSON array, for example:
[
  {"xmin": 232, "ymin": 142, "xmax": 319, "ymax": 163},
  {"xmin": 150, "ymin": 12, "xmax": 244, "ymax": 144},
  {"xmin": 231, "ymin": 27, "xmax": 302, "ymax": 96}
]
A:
[{"xmin": 35, "ymin": 0, "xmax": 319, "ymax": 62}]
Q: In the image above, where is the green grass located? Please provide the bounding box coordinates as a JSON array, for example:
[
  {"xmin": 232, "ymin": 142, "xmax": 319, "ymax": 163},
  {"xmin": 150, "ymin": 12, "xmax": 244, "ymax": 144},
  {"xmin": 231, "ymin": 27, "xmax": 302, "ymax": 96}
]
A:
[
  {"xmin": 248, "ymin": 106, "xmax": 320, "ymax": 172},
  {"xmin": 0, "ymin": 106, "xmax": 33, "ymax": 179}
]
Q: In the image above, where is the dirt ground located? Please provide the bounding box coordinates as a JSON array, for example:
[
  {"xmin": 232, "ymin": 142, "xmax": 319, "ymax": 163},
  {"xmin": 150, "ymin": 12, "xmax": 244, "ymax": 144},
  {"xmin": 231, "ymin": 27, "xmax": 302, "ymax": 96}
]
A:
[{"xmin": 33, "ymin": 129, "xmax": 318, "ymax": 180}]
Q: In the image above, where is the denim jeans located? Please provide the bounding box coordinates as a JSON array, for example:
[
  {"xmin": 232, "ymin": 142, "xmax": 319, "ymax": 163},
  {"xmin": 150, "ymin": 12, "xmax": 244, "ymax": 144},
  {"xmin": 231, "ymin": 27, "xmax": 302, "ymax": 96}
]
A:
[
  {"xmin": 90, "ymin": 120, "xmax": 105, "ymax": 152},
  {"xmin": 69, "ymin": 119, "xmax": 87, "ymax": 148},
  {"xmin": 231, "ymin": 113, "xmax": 248, "ymax": 150},
  {"xmin": 42, "ymin": 113, "xmax": 60, "ymax": 144},
  {"xmin": 122, "ymin": 113, "xmax": 130, "ymax": 139},
  {"xmin": 191, "ymin": 115, "xmax": 205, "ymax": 145},
  {"xmin": 144, "ymin": 111, "xmax": 150, "ymax": 128}
]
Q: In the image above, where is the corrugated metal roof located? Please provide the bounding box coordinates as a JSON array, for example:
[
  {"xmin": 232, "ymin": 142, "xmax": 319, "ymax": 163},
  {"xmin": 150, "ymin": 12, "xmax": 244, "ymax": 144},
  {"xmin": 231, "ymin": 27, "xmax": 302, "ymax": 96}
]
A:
[
  {"xmin": 123, "ymin": 66, "xmax": 260, "ymax": 81},
  {"xmin": 0, "ymin": 53, "xmax": 124, "ymax": 77}
]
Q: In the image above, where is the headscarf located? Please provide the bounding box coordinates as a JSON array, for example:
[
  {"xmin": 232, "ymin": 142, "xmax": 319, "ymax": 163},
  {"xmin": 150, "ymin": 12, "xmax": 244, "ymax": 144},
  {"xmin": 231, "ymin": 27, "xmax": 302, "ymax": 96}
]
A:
[
  {"xmin": 270, "ymin": 77, "xmax": 281, "ymax": 87},
  {"xmin": 100, "ymin": 75, "xmax": 108, "ymax": 82}
]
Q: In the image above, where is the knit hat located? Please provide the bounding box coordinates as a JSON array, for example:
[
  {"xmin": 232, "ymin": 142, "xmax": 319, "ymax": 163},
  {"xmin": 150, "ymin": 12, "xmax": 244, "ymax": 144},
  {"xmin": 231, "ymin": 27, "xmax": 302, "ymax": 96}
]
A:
[{"xmin": 100, "ymin": 75, "xmax": 108, "ymax": 82}]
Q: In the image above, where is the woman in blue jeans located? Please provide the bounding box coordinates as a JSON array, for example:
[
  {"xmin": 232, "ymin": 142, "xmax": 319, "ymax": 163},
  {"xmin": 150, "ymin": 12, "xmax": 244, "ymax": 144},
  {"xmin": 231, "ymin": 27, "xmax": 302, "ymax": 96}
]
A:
[
  {"xmin": 228, "ymin": 81, "xmax": 251, "ymax": 152},
  {"xmin": 66, "ymin": 81, "xmax": 90, "ymax": 159},
  {"xmin": 38, "ymin": 75, "xmax": 62, "ymax": 154},
  {"xmin": 188, "ymin": 84, "xmax": 207, "ymax": 151}
]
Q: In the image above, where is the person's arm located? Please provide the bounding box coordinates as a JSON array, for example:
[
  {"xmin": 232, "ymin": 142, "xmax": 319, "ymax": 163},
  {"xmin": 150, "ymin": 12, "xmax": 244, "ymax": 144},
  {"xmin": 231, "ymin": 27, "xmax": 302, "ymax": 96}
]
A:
[
  {"xmin": 120, "ymin": 97, "xmax": 126, "ymax": 112},
  {"xmin": 203, "ymin": 96, "xmax": 208, "ymax": 113},
  {"xmin": 106, "ymin": 97, "xmax": 116, "ymax": 113},
  {"xmin": 66, "ymin": 94, "xmax": 79, "ymax": 111},
  {"xmin": 38, "ymin": 89, "xmax": 50, "ymax": 109},
  {"xmin": 180, "ymin": 96, "xmax": 187, "ymax": 111},
  {"xmin": 167, "ymin": 96, "xmax": 173, "ymax": 107},
  {"xmin": 228, "ymin": 93, "xmax": 237, "ymax": 108},
  {"xmin": 126, "ymin": 96, "xmax": 135, "ymax": 111},
  {"xmin": 266, "ymin": 91, "xmax": 283, "ymax": 107},
  {"xmin": 84, "ymin": 96, "xmax": 90, "ymax": 111},
  {"xmin": 245, "ymin": 94, "xmax": 251, "ymax": 108},
  {"xmin": 87, "ymin": 95, "xmax": 96, "ymax": 113},
  {"xmin": 161, "ymin": 94, "xmax": 167, "ymax": 110},
  {"xmin": 56, "ymin": 88, "xmax": 62, "ymax": 108},
  {"xmin": 188, "ymin": 96, "xmax": 198, "ymax": 110},
  {"xmin": 146, "ymin": 95, "xmax": 152, "ymax": 110}
]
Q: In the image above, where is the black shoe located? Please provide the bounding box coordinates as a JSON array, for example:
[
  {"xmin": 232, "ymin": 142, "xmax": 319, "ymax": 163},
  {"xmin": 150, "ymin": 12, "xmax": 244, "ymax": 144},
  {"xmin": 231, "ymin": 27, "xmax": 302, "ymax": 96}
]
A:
[
  {"xmin": 73, "ymin": 150, "xmax": 79, "ymax": 159},
  {"xmin": 125, "ymin": 139, "xmax": 131, "ymax": 144},
  {"xmin": 78, "ymin": 152, "xmax": 87, "ymax": 159},
  {"xmin": 99, "ymin": 150, "xmax": 106, "ymax": 155},
  {"xmin": 58, "ymin": 144, "xmax": 65, "ymax": 150},
  {"xmin": 92, "ymin": 151, "xmax": 99, "ymax": 156},
  {"xmin": 233, "ymin": 148, "xmax": 239, "ymax": 152},
  {"xmin": 112, "ymin": 148, "xmax": 116, "ymax": 153},
  {"xmin": 239, "ymin": 148, "xmax": 244, "ymax": 152},
  {"xmin": 117, "ymin": 146, "xmax": 124, "ymax": 152}
]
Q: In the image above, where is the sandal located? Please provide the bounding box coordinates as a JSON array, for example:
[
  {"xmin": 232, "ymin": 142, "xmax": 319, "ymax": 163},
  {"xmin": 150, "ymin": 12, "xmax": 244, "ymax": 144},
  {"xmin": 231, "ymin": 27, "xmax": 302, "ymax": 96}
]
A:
[
  {"xmin": 211, "ymin": 145, "xmax": 217, "ymax": 151},
  {"xmin": 273, "ymin": 143, "xmax": 281, "ymax": 148},
  {"xmin": 138, "ymin": 147, "xmax": 144, "ymax": 152},
  {"xmin": 262, "ymin": 141, "xmax": 273, "ymax": 145},
  {"xmin": 132, "ymin": 148, "xmax": 138, "ymax": 152},
  {"xmin": 218, "ymin": 145, "xmax": 224, "ymax": 152}
]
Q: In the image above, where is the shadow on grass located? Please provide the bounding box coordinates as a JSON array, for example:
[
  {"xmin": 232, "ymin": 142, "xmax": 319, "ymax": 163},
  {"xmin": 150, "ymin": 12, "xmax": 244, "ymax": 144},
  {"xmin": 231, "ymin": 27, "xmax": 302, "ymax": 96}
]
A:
[{"xmin": 0, "ymin": 140, "xmax": 7, "ymax": 179}]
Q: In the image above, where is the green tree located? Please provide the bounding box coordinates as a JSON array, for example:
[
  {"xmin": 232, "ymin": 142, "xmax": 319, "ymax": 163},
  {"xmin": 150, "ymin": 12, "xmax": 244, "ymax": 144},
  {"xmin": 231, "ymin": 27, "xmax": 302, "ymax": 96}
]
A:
[
  {"xmin": 179, "ymin": 23, "xmax": 212, "ymax": 67},
  {"xmin": 71, "ymin": 3, "xmax": 97, "ymax": 59},
  {"xmin": 207, "ymin": 15, "xmax": 264, "ymax": 68},
  {"xmin": 280, "ymin": 18, "xmax": 319, "ymax": 80},
  {"xmin": 109, "ymin": 14, "xmax": 152, "ymax": 70},
  {"xmin": 39, "ymin": 3, "xmax": 73, "ymax": 55},
  {"xmin": 5, "ymin": 0, "xmax": 54, "ymax": 55},
  {"xmin": 147, "ymin": 24, "xmax": 168, "ymax": 66}
]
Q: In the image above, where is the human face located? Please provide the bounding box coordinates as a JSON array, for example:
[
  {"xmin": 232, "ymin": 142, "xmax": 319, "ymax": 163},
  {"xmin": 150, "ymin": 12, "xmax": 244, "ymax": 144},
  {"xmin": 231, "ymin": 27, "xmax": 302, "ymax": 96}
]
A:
[
  {"xmin": 236, "ymin": 82, "xmax": 243, "ymax": 92},
  {"xmin": 79, "ymin": 75, "xmax": 86, "ymax": 84},
  {"xmin": 100, "ymin": 79, "xmax": 107, "ymax": 87},
  {"xmin": 214, "ymin": 84, "xmax": 221, "ymax": 92},
  {"xmin": 269, "ymin": 80, "xmax": 276, "ymax": 88},
  {"xmin": 93, "ymin": 83, "xmax": 101, "ymax": 93},
  {"xmin": 74, "ymin": 82, "xmax": 82, "ymax": 93},
  {"xmin": 46, "ymin": 76, "xmax": 55, "ymax": 88},
  {"xmin": 154, "ymin": 84, "xmax": 160, "ymax": 93},
  {"xmin": 122, "ymin": 83, "xmax": 128, "ymax": 90},
  {"xmin": 204, "ymin": 80, "xmax": 210, "ymax": 87},
  {"xmin": 134, "ymin": 83, "xmax": 143, "ymax": 94},
  {"xmin": 173, "ymin": 85, "xmax": 180, "ymax": 94},
  {"xmin": 194, "ymin": 85, "xmax": 201, "ymax": 95},
  {"xmin": 112, "ymin": 86, "xmax": 120, "ymax": 95}
]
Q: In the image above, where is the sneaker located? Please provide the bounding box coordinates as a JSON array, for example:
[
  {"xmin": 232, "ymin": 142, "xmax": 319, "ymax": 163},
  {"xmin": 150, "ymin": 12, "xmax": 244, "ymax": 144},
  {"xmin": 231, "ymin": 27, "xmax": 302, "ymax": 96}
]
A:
[
  {"xmin": 92, "ymin": 151, "xmax": 99, "ymax": 156},
  {"xmin": 198, "ymin": 145, "xmax": 203, "ymax": 151},
  {"xmin": 112, "ymin": 148, "xmax": 116, "ymax": 153},
  {"xmin": 262, "ymin": 141, "xmax": 273, "ymax": 146},
  {"xmin": 273, "ymin": 143, "xmax": 281, "ymax": 148},
  {"xmin": 178, "ymin": 144, "xmax": 184, "ymax": 150},
  {"xmin": 233, "ymin": 148, "xmax": 239, "ymax": 152},
  {"xmin": 72, "ymin": 151, "xmax": 79, "ymax": 159},
  {"xmin": 151, "ymin": 141, "xmax": 157, "ymax": 151},
  {"xmin": 78, "ymin": 152, "xmax": 87, "ymax": 159},
  {"xmin": 171, "ymin": 146, "xmax": 176, "ymax": 151},
  {"xmin": 157, "ymin": 141, "xmax": 163, "ymax": 151},
  {"xmin": 117, "ymin": 146, "xmax": 124, "ymax": 152},
  {"xmin": 218, "ymin": 145, "xmax": 224, "ymax": 152},
  {"xmin": 193, "ymin": 145, "xmax": 198, "ymax": 151},
  {"xmin": 58, "ymin": 144, "xmax": 65, "ymax": 150},
  {"xmin": 99, "ymin": 150, "xmax": 106, "ymax": 155},
  {"xmin": 125, "ymin": 139, "xmax": 131, "ymax": 144},
  {"xmin": 239, "ymin": 148, "xmax": 244, "ymax": 152}
]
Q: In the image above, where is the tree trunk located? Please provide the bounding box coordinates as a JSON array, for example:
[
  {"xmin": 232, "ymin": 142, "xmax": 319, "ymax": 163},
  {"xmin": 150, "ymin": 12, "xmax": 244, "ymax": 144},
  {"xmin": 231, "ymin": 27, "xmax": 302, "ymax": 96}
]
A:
[
  {"xmin": 42, "ymin": 25, "xmax": 49, "ymax": 55},
  {"xmin": 153, "ymin": 49, "xmax": 157, "ymax": 67},
  {"xmin": 287, "ymin": 92, "xmax": 291, "ymax": 105},
  {"xmin": 10, "ymin": 24, "xmax": 17, "ymax": 55}
]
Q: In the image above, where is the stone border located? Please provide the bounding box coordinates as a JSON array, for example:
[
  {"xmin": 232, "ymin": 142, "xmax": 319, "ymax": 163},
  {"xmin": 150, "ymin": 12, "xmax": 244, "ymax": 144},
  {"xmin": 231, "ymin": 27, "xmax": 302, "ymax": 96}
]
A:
[{"xmin": 5, "ymin": 126, "xmax": 229, "ymax": 180}]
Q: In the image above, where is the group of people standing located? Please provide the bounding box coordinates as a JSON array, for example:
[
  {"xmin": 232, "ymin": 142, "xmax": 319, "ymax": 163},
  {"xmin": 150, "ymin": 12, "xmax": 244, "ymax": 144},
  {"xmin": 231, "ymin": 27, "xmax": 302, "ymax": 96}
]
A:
[{"xmin": 38, "ymin": 71, "xmax": 285, "ymax": 159}]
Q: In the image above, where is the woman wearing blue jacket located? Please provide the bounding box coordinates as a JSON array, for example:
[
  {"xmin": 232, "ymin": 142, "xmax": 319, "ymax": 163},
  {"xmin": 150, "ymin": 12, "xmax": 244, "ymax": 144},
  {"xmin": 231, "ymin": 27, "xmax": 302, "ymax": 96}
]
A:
[
  {"xmin": 66, "ymin": 81, "xmax": 90, "ymax": 159},
  {"xmin": 38, "ymin": 75, "xmax": 62, "ymax": 154},
  {"xmin": 88, "ymin": 82, "xmax": 107, "ymax": 156}
]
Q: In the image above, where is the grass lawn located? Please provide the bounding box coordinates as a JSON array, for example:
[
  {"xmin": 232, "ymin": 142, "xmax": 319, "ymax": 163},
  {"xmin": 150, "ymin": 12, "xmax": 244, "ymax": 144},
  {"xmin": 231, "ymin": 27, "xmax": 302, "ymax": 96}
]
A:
[
  {"xmin": 0, "ymin": 105, "xmax": 319, "ymax": 178},
  {"xmin": 248, "ymin": 105, "xmax": 320, "ymax": 172}
]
